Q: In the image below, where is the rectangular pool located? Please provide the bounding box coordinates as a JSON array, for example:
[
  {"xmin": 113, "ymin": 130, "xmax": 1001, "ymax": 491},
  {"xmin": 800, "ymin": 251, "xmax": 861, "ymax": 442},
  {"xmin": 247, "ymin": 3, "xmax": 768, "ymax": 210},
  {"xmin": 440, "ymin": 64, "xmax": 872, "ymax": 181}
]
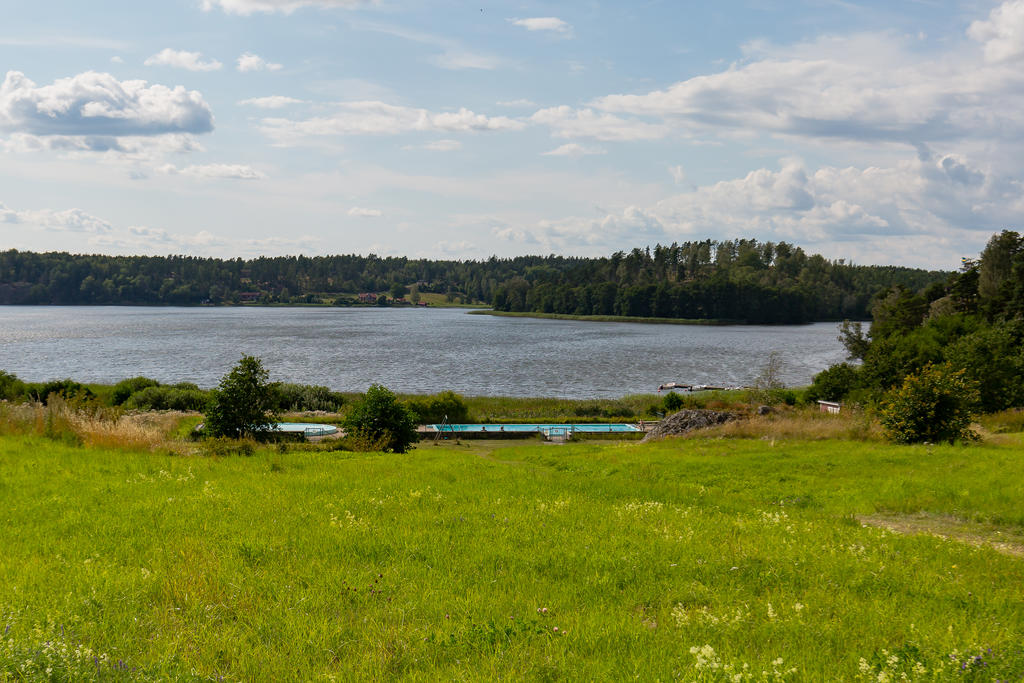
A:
[{"xmin": 429, "ymin": 423, "xmax": 641, "ymax": 433}]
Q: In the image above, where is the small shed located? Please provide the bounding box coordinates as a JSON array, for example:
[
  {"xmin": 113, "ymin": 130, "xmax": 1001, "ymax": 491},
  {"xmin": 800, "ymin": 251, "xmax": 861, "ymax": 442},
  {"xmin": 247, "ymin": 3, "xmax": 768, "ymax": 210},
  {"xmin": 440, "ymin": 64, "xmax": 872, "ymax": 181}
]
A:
[{"xmin": 817, "ymin": 400, "xmax": 841, "ymax": 414}]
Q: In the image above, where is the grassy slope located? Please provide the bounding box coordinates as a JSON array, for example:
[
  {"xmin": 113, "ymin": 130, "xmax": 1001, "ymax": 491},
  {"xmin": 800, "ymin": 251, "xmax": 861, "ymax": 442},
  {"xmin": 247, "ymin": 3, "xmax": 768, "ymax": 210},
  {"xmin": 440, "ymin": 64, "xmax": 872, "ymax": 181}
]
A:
[{"xmin": 1, "ymin": 436, "xmax": 1023, "ymax": 680}]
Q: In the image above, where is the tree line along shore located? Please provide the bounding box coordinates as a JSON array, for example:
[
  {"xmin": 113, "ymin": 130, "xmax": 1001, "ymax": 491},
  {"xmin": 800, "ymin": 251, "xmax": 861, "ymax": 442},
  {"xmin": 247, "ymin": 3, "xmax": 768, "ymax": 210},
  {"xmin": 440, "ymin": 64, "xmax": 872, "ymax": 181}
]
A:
[{"xmin": 0, "ymin": 238, "xmax": 947, "ymax": 323}]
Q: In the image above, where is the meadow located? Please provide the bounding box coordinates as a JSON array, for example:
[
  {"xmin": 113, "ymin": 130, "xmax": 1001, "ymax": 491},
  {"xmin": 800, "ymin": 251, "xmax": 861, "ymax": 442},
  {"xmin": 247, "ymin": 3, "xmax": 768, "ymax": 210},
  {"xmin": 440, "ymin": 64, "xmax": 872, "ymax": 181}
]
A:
[{"xmin": 1, "ymin": 407, "xmax": 1023, "ymax": 681}]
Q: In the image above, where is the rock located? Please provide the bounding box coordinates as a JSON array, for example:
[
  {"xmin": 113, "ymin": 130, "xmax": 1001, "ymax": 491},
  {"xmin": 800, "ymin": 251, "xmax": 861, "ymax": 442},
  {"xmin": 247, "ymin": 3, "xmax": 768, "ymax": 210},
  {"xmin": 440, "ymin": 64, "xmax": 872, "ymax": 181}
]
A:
[
  {"xmin": 641, "ymin": 409, "xmax": 741, "ymax": 442},
  {"xmin": 757, "ymin": 405, "xmax": 772, "ymax": 415}
]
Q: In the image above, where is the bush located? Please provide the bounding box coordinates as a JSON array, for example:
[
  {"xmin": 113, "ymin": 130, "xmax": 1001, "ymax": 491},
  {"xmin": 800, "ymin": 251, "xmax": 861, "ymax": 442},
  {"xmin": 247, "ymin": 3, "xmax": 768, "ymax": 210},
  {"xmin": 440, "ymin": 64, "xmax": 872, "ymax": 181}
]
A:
[
  {"xmin": 204, "ymin": 355, "xmax": 279, "ymax": 439},
  {"xmin": 344, "ymin": 384, "xmax": 419, "ymax": 453},
  {"xmin": 405, "ymin": 390, "xmax": 470, "ymax": 425},
  {"xmin": 273, "ymin": 383, "xmax": 345, "ymax": 412},
  {"xmin": 662, "ymin": 392, "xmax": 685, "ymax": 412},
  {"xmin": 807, "ymin": 363, "xmax": 861, "ymax": 402},
  {"xmin": 111, "ymin": 376, "xmax": 161, "ymax": 405},
  {"xmin": 124, "ymin": 386, "xmax": 209, "ymax": 412},
  {"xmin": 880, "ymin": 363, "xmax": 980, "ymax": 444},
  {"xmin": 27, "ymin": 379, "xmax": 94, "ymax": 405},
  {"xmin": 0, "ymin": 370, "xmax": 25, "ymax": 401}
]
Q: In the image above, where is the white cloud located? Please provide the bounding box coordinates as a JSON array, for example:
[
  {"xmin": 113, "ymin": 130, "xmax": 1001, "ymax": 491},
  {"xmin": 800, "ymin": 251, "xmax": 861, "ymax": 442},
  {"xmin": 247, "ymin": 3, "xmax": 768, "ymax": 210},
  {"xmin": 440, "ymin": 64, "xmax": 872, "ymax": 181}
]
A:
[
  {"xmin": 510, "ymin": 17, "xmax": 572, "ymax": 34},
  {"xmin": 0, "ymin": 71, "xmax": 214, "ymax": 138},
  {"xmin": 429, "ymin": 51, "xmax": 502, "ymax": 71},
  {"xmin": 260, "ymin": 101, "xmax": 524, "ymax": 145},
  {"xmin": 144, "ymin": 48, "xmax": 222, "ymax": 72},
  {"xmin": 542, "ymin": 143, "xmax": 606, "ymax": 157},
  {"xmin": 237, "ymin": 52, "xmax": 283, "ymax": 72},
  {"xmin": 968, "ymin": 0, "xmax": 1024, "ymax": 62},
  {"xmin": 668, "ymin": 165, "xmax": 688, "ymax": 185},
  {"xmin": 201, "ymin": 0, "xmax": 369, "ymax": 14},
  {"xmin": 507, "ymin": 152, "xmax": 1018, "ymax": 267},
  {"xmin": 591, "ymin": 31, "xmax": 1024, "ymax": 147},
  {"xmin": 421, "ymin": 139, "xmax": 462, "ymax": 151},
  {"xmin": 110, "ymin": 56, "xmax": 124, "ymax": 64},
  {"xmin": 158, "ymin": 163, "xmax": 266, "ymax": 180},
  {"xmin": 238, "ymin": 95, "xmax": 303, "ymax": 108},
  {"xmin": 497, "ymin": 98, "xmax": 537, "ymax": 108},
  {"xmin": 348, "ymin": 206, "xmax": 382, "ymax": 217},
  {"xmin": 0, "ymin": 201, "xmax": 113, "ymax": 233},
  {"xmin": 531, "ymin": 106, "xmax": 669, "ymax": 141}
]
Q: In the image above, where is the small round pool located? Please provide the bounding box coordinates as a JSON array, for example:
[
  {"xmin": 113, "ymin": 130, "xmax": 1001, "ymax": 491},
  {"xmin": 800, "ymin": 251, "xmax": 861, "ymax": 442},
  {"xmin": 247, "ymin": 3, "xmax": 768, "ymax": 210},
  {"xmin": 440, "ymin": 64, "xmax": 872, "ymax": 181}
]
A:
[{"xmin": 273, "ymin": 422, "xmax": 339, "ymax": 436}]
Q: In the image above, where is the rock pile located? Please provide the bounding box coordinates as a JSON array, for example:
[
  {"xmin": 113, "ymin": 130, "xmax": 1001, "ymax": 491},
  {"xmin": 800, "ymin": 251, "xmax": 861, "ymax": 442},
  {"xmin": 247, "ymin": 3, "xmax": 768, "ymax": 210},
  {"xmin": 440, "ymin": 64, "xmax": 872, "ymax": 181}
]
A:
[{"xmin": 641, "ymin": 409, "xmax": 742, "ymax": 441}]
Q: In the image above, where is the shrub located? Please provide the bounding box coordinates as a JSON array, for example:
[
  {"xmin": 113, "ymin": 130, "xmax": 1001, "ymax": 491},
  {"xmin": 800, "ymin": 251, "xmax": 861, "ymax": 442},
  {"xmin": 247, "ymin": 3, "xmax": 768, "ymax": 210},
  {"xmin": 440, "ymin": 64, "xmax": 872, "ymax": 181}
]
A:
[
  {"xmin": 204, "ymin": 355, "xmax": 279, "ymax": 439},
  {"xmin": 273, "ymin": 383, "xmax": 345, "ymax": 412},
  {"xmin": 0, "ymin": 370, "xmax": 25, "ymax": 401},
  {"xmin": 807, "ymin": 363, "xmax": 861, "ymax": 402},
  {"xmin": 124, "ymin": 386, "xmax": 209, "ymax": 412},
  {"xmin": 111, "ymin": 376, "xmax": 161, "ymax": 405},
  {"xmin": 344, "ymin": 384, "xmax": 419, "ymax": 453},
  {"xmin": 879, "ymin": 363, "xmax": 980, "ymax": 444},
  {"xmin": 405, "ymin": 390, "xmax": 470, "ymax": 425},
  {"xmin": 27, "ymin": 379, "xmax": 94, "ymax": 405},
  {"xmin": 662, "ymin": 391, "xmax": 685, "ymax": 412}
]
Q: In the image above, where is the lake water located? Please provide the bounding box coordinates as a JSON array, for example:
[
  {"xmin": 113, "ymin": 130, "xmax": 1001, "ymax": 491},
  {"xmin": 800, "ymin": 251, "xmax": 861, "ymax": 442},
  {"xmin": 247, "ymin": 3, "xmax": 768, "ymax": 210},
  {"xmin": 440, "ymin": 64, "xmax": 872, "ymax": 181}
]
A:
[{"xmin": 0, "ymin": 306, "xmax": 850, "ymax": 398}]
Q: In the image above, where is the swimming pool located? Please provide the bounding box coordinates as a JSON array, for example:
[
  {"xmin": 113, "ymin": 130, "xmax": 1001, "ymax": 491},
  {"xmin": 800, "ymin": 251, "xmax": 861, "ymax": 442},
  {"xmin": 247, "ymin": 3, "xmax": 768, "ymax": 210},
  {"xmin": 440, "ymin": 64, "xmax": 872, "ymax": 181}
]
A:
[
  {"xmin": 273, "ymin": 422, "xmax": 339, "ymax": 436},
  {"xmin": 430, "ymin": 423, "xmax": 641, "ymax": 434}
]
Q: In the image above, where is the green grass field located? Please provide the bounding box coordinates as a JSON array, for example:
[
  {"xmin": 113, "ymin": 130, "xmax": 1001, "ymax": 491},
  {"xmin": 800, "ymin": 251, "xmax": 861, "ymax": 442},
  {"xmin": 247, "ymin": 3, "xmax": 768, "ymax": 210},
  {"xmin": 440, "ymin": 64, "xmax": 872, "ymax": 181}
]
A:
[{"xmin": 2, "ymin": 433, "xmax": 1023, "ymax": 681}]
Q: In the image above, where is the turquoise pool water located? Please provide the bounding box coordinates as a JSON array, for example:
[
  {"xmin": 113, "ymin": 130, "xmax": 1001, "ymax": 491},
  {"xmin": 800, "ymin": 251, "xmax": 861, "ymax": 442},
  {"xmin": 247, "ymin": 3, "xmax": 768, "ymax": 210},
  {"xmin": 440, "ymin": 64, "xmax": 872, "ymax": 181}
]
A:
[
  {"xmin": 273, "ymin": 422, "xmax": 339, "ymax": 436},
  {"xmin": 430, "ymin": 423, "xmax": 641, "ymax": 433}
]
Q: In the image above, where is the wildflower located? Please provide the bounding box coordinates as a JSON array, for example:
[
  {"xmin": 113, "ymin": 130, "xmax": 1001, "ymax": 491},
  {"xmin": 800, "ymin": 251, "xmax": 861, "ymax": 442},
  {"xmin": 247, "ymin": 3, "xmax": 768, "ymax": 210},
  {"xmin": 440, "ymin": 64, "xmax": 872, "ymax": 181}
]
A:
[{"xmin": 792, "ymin": 603, "xmax": 804, "ymax": 613}]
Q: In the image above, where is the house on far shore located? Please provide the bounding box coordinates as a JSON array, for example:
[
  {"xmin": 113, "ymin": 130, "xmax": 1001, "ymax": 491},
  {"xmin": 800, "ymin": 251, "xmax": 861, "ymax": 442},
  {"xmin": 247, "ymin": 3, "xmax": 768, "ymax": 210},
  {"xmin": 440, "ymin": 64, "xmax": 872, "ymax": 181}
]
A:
[
  {"xmin": 358, "ymin": 292, "xmax": 377, "ymax": 303},
  {"xmin": 238, "ymin": 291, "xmax": 261, "ymax": 302},
  {"xmin": 817, "ymin": 400, "xmax": 841, "ymax": 414}
]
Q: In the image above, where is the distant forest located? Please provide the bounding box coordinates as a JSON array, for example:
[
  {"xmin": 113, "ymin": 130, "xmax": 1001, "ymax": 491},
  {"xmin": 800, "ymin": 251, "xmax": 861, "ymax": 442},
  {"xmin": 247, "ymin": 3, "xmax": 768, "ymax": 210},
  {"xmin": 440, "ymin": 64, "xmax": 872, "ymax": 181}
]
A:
[{"xmin": 0, "ymin": 240, "xmax": 947, "ymax": 323}]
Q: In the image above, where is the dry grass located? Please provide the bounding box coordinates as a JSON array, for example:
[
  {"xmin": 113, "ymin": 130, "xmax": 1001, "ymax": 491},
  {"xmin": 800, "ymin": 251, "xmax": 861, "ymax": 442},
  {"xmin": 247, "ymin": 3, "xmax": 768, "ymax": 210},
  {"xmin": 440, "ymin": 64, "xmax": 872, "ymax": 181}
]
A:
[
  {"xmin": 0, "ymin": 398, "xmax": 193, "ymax": 451},
  {"xmin": 694, "ymin": 405, "xmax": 885, "ymax": 441}
]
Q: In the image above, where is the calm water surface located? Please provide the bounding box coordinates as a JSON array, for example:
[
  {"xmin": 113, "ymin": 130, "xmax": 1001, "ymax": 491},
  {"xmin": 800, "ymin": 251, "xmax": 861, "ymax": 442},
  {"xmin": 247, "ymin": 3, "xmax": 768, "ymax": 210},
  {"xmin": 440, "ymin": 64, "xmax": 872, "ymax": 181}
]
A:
[{"xmin": 0, "ymin": 307, "xmax": 848, "ymax": 398}]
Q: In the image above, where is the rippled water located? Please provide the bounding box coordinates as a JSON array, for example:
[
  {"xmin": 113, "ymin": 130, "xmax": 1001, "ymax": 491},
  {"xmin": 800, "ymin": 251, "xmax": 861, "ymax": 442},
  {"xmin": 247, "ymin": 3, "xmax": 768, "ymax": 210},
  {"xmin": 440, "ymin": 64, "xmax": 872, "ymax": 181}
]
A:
[{"xmin": 0, "ymin": 306, "xmax": 849, "ymax": 398}]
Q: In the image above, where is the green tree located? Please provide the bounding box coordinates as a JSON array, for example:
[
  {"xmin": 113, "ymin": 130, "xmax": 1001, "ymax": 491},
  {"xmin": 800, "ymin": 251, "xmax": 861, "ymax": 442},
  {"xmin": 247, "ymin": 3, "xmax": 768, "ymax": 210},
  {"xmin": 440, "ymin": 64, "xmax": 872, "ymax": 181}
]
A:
[
  {"xmin": 389, "ymin": 282, "xmax": 409, "ymax": 300},
  {"xmin": 343, "ymin": 384, "xmax": 419, "ymax": 453},
  {"xmin": 807, "ymin": 362, "xmax": 860, "ymax": 402},
  {"xmin": 879, "ymin": 363, "xmax": 979, "ymax": 444},
  {"xmin": 662, "ymin": 391, "xmax": 685, "ymax": 412},
  {"xmin": 0, "ymin": 370, "xmax": 25, "ymax": 401},
  {"xmin": 205, "ymin": 355, "xmax": 279, "ymax": 439}
]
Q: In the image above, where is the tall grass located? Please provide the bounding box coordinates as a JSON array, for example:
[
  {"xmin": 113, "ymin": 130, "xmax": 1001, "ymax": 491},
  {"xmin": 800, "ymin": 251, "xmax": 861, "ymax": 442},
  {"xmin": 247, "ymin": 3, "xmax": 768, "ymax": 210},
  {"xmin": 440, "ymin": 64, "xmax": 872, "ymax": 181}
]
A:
[
  {"xmin": 2, "ymin": 434, "xmax": 1023, "ymax": 679},
  {"xmin": 0, "ymin": 398, "xmax": 192, "ymax": 451}
]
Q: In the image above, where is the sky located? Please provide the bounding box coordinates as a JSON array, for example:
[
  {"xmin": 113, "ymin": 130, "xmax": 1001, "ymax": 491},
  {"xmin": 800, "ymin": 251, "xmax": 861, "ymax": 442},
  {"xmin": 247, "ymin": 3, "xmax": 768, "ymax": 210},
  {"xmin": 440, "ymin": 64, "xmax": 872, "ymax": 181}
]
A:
[{"xmin": 2, "ymin": 1, "xmax": 1024, "ymax": 269}]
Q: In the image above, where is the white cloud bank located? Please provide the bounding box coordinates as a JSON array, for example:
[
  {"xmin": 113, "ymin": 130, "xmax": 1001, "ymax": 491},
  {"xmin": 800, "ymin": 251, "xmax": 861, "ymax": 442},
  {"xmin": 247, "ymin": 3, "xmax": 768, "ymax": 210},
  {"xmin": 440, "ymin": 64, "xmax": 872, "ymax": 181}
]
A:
[
  {"xmin": 504, "ymin": 150, "xmax": 1022, "ymax": 268},
  {"xmin": 237, "ymin": 53, "xmax": 283, "ymax": 72},
  {"xmin": 0, "ymin": 71, "xmax": 214, "ymax": 138},
  {"xmin": 201, "ymin": 0, "xmax": 369, "ymax": 15},
  {"xmin": 158, "ymin": 163, "xmax": 266, "ymax": 180},
  {"xmin": 144, "ymin": 48, "xmax": 223, "ymax": 72},
  {"xmin": 542, "ymin": 143, "xmax": 606, "ymax": 157},
  {"xmin": 0, "ymin": 201, "xmax": 113, "ymax": 233},
  {"xmin": 348, "ymin": 206, "xmax": 382, "ymax": 217},
  {"xmin": 968, "ymin": 0, "xmax": 1024, "ymax": 62},
  {"xmin": 510, "ymin": 17, "xmax": 572, "ymax": 34},
  {"xmin": 239, "ymin": 95, "xmax": 303, "ymax": 108},
  {"xmin": 260, "ymin": 101, "xmax": 524, "ymax": 145}
]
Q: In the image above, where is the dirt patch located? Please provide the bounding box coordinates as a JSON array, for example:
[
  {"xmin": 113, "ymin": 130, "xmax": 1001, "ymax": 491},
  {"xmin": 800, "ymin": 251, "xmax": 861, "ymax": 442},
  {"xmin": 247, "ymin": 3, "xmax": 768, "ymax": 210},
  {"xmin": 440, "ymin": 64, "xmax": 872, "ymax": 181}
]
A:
[{"xmin": 859, "ymin": 513, "xmax": 1024, "ymax": 558}]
